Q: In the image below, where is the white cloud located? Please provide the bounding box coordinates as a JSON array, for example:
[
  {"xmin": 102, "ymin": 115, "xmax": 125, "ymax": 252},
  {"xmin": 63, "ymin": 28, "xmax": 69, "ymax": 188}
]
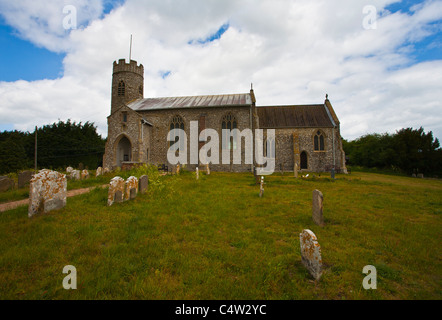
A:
[{"xmin": 0, "ymin": 0, "xmax": 441, "ymax": 140}]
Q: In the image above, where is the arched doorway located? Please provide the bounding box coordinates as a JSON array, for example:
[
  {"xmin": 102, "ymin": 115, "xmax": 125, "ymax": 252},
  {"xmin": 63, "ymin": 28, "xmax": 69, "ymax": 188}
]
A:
[
  {"xmin": 116, "ymin": 136, "xmax": 131, "ymax": 167},
  {"xmin": 300, "ymin": 151, "xmax": 308, "ymax": 170}
]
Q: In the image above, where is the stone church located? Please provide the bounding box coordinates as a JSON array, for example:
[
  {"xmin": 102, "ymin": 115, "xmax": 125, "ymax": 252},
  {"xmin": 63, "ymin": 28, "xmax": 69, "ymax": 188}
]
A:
[{"xmin": 103, "ymin": 58, "xmax": 347, "ymax": 173}]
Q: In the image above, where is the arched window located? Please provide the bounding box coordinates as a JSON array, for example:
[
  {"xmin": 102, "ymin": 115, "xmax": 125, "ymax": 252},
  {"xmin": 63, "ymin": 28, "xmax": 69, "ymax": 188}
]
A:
[
  {"xmin": 222, "ymin": 113, "xmax": 237, "ymax": 150},
  {"xmin": 118, "ymin": 80, "xmax": 125, "ymax": 96},
  {"xmin": 169, "ymin": 115, "xmax": 185, "ymax": 148},
  {"xmin": 314, "ymin": 130, "xmax": 325, "ymax": 151}
]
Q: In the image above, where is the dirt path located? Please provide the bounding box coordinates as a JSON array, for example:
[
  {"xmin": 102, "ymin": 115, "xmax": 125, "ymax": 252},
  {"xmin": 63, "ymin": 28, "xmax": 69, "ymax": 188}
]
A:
[{"xmin": 0, "ymin": 184, "xmax": 108, "ymax": 213}]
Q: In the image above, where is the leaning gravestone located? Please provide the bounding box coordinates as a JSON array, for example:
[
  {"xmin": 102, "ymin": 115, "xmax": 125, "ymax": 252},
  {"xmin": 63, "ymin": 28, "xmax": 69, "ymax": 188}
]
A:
[
  {"xmin": 299, "ymin": 229, "xmax": 323, "ymax": 281},
  {"xmin": 259, "ymin": 176, "xmax": 264, "ymax": 198},
  {"xmin": 28, "ymin": 169, "xmax": 67, "ymax": 217},
  {"xmin": 0, "ymin": 176, "xmax": 14, "ymax": 192},
  {"xmin": 18, "ymin": 171, "xmax": 34, "ymax": 188},
  {"xmin": 139, "ymin": 175, "xmax": 148, "ymax": 193},
  {"xmin": 108, "ymin": 176, "xmax": 125, "ymax": 206},
  {"xmin": 312, "ymin": 189, "xmax": 324, "ymax": 226},
  {"xmin": 125, "ymin": 176, "xmax": 138, "ymax": 201}
]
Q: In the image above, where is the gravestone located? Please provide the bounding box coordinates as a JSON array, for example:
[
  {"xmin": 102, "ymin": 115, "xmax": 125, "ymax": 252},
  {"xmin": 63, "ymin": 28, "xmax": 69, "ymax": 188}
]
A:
[
  {"xmin": 312, "ymin": 189, "xmax": 324, "ymax": 226},
  {"xmin": 18, "ymin": 171, "xmax": 34, "ymax": 188},
  {"xmin": 103, "ymin": 167, "xmax": 110, "ymax": 174},
  {"xmin": 81, "ymin": 169, "xmax": 89, "ymax": 180},
  {"xmin": 0, "ymin": 176, "xmax": 14, "ymax": 192},
  {"xmin": 206, "ymin": 163, "xmax": 210, "ymax": 175},
  {"xmin": 96, "ymin": 167, "xmax": 102, "ymax": 177},
  {"xmin": 139, "ymin": 175, "xmax": 148, "ymax": 193},
  {"xmin": 125, "ymin": 176, "xmax": 138, "ymax": 201},
  {"xmin": 70, "ymin": 170, "xmax": 80, "ymax": 180},
  {"xmin": 66, "ymin": 167, "xmax": 74, "ymax": 174},
  {"xmin": 412, "ymin": 173, "xmax": 416, "ymax": 178},
  {"xmin": 196, "ymin": 167, "xmax": 199, "ymax": 180},
  {"xmin": 417, "ymin": 173, "xmax": 424, "ymax": 179},
  {"xmin": 259, "ymin": 176, "xmax": 264, "ymax": 198},
  {"xmin": 299, "ymin": 229, "xmax": 323, "ymax": 281},
  {"xmin": 28, "ymin": 169, "xmax": 67, "ymax": 217},
  {"xmin": 108, "ymin": 176, "xmax": 125, "ymax": 206}
]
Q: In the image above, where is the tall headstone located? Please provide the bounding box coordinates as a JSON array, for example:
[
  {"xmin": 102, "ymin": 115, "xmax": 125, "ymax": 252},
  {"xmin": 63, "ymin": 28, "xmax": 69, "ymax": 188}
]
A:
[
  {"xmin": 299, "ymin": 229, "xmax": 323, "ymax": 281},
  {"xmin": 18, "ymin": 171, "xmax": 34, "ymax": 188},
  {"xmin": 0, "ymin": 176, "xmax": 14, "ymax": 192},
  {"xmin": 125, "ymin": 176, "xmax": 138, "ymax": 201},
  {"xmin": 139, "ymin": 175, "xmax": 148, "ymax": 193},
  {"xmin": 28, "ymin": 169, "xmax": 67, "ymax": 217},
  {"xmin": 259, "ymin": 176, "xmax": 264, "ymax": 198},
  {"xmin": 312, "ymin": 189, "xmax": 324, "ymax": 226},
  {"xmin": 108, "ymin": 176, "xmax": 125, "ymax": 206}
]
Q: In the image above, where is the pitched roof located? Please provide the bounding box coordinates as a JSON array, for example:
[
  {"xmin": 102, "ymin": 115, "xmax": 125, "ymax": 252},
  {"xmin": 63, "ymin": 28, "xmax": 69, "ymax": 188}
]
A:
[
  {"xmin": 256, "ymin": 105, "xmax": 336, "ymax": 128},
  {"xmin": 127, "ymin": 93, "xmax": 252, "ymax": 111}
]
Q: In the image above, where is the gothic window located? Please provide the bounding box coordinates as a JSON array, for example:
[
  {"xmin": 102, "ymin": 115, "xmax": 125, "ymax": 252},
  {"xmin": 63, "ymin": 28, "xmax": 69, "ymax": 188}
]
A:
[
  {"xmin": 169, "ymin": 115, "xmax": 185, "ymax": 148},
  {"xmin": 118, "ymin": 80, "xmax": 125, "ymax": 96},
  {"xmin": 222, "ymin": 113, "xmax": 237, "ymax": 150},
  {"xmin": 314, "ymin": 130, "xmax": 325, "ymax": 151},
  {"xmin": 122, "ymin": 112, "xmax": 127, "ymax": 123}
]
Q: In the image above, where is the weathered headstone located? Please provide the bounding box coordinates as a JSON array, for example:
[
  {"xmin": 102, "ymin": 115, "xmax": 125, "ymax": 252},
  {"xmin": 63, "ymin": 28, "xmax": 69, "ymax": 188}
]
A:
[
  {"xmin": 411, "ymin": 173, "xmax": 416, "ymax": 178},
  {"xmin": 108, "ymin": 176, "xmax": 125, "ymax": 206},
  {"xmin": 81, "ymin": 169, "xmax": 89, "ymax": 180},
  {"xmin": 103, "ymin": 167, "xmax": 110, "ymax": 174},
  {"xmin": 417, "ymin": 173, "xmax": 424, "ymax": 179},
  {"xmin": 259, "ymin": 176, "xmax": 264, "ymax": 198},
  {"xmin": 139, "ymin": 175, "xmax": 148, "ymax": 193},
  {"xmin": 18, "ymin": 171, "xmax": 34, "ymax": 188},
  {"xmin": 66, "ymin": 167, "xmax": 74, "ymax": 174},
  {"xmin": 70, "ymin": 170, "xmax": 81, "ymax": 180},
  {"xmin": 125, "ymin": 176, "xmax": 138, "ymax": 201},
  {"xmin": 299, "ymin": 229, "xmax": 323, "ymax": 281},
  {"xmin": 28, "ymin": 169, "xmax": 67, "ymax": 217},
  {"xmin": 196, "ymin": 167, "xmax": 199, "ymax": 180},
  {"xmin": 312, "ymin": 189, "xmax": 324, "ymax": 226},
  {"xmin": 96, "ymin": 167, "xmax": 102, "ymax": 177},
  {"xmin": 0, "ymin": 176, "xmax": 14, "ymax": 192}
]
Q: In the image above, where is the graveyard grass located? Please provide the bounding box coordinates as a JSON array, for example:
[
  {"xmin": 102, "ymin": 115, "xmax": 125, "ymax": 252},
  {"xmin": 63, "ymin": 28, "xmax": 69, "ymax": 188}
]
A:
[{"xmin": 0, "ymin": 168, "xmax": 441, "ymax": 300}]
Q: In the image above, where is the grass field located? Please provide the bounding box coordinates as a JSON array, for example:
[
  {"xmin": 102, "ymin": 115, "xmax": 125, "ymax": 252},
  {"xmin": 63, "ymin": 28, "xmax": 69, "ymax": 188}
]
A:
[{"xmin": 0, "ymin": 169, "xmax": 441, "ymax": 300}]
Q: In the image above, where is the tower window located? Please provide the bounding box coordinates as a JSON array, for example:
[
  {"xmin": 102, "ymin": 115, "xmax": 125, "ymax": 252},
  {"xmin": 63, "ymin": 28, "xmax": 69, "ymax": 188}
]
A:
[
  {"xmin": 169, "ymin": 115, "xmax": 185, "ymax": 148},
  {"xmin": 314, "ymin": 130, "xmax": 325, "ymax": 151},
  {"xmin": 118, "ymin": 80, "xmax": 125, "ymax": 96},
  {"xmin": 122, "ymin": 112, "xmax": 127, "ymax": 123}
]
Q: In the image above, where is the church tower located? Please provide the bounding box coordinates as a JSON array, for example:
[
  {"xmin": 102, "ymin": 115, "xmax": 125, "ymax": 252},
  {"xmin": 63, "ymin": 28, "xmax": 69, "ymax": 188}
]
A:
[{"xmin": 111, "ymin": 59, "xmax": 144, "ymax": 114}]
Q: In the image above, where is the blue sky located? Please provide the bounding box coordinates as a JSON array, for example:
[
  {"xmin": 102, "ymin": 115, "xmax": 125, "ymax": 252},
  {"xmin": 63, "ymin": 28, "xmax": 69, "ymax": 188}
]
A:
[{"xmin": 0, "ymin": 0, "xmax": 441, "ymax": 139}]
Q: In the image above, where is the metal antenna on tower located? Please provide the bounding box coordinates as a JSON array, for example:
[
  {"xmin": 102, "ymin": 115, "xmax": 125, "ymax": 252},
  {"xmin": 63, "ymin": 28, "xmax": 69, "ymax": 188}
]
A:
[{"xmin": 129, "ymin": 34, "xmax": 132, "ymax": 61}]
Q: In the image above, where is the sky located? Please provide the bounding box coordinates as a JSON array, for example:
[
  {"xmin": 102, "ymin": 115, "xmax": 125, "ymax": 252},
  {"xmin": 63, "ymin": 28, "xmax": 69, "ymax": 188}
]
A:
[{"xmin": 0, "ymin": 0, "xmax": 441, "ymax": 141}]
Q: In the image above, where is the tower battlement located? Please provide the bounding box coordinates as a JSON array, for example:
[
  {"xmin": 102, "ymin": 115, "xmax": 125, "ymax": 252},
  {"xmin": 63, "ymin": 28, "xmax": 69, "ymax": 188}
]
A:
[{"xmin": 113, "ymin": 59, "xmax": 144, "ymax": 77}]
